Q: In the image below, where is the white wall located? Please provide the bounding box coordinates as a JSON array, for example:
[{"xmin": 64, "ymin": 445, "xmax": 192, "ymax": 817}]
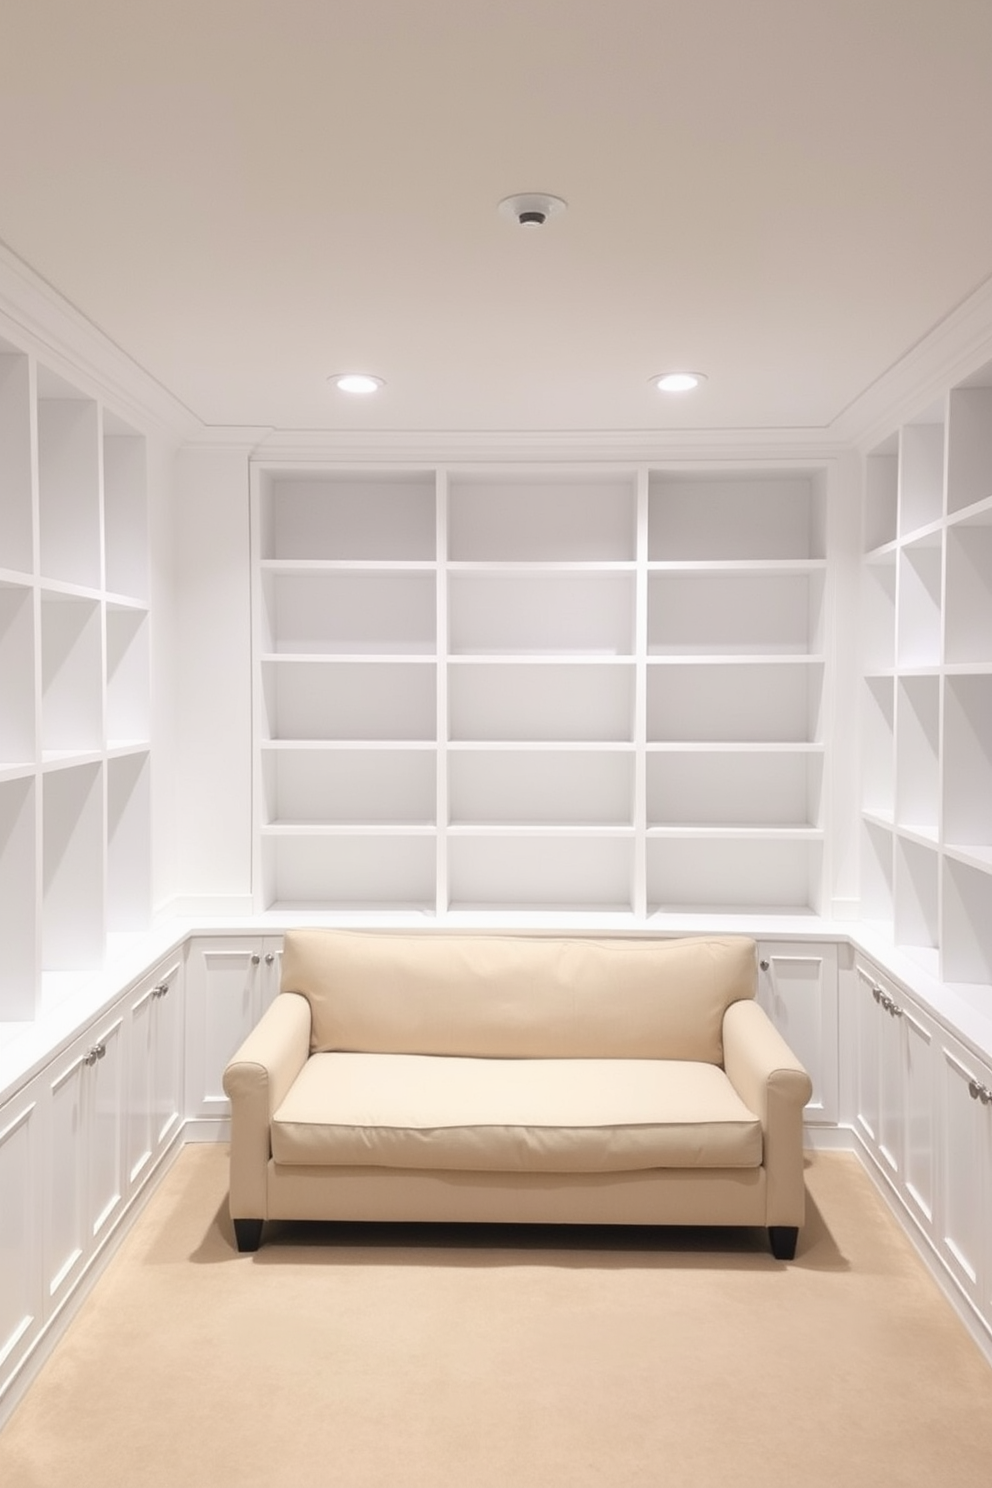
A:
[{"xmin": 170, "ymin": 448, "xmax": 253, "ymax": 911}]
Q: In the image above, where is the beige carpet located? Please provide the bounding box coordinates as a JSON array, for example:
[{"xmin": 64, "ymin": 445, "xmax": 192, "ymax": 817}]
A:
[{"xmin": 2, "ymin": 1148, "xmax": 991, "ymax": 1488}]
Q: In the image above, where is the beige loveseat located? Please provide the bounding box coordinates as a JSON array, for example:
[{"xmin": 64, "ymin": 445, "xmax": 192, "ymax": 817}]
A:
[{"xmin": 223, "ymin": 930, "xmax": 812, "ymax": 1258}]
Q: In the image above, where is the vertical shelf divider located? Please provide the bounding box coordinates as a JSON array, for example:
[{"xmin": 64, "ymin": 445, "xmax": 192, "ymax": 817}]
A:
[
  {"xmin": 435, "ymin": 468, "xmax": 448, "ymax": 918},
  {"xmin": 632, "ymin": 467, "xmax": 649, "ymax": 921}
]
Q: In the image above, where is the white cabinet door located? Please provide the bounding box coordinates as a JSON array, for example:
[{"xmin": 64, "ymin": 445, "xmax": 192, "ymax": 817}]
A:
[
  {"xmin": 0, "ymin": 1080, "xmax": 44, "ymax": 1407},
  {"xmin": 936, "ymin": 1032, "xmax": 992, "ymax": 1320},
  {"xmin": 184, "ymin": 936, "xmax": 282, "ymax": 1124},
  {"xmin": 852, "ymin": 960, "xmax": 935, "ymax": 1238},
  {"xmin": 126, "ymin": 956, "xmax": 183, "ymax": 1192},
  {"xmin": 45, "ymin": 1005, "xmax": 127, "ymax": 1312},
  {"xmin": 757, "ymin": 942, "xmax": 839, "ymax": 1124}
]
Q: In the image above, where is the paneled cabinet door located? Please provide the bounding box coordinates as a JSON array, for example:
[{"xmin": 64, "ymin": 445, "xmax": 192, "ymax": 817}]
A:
[
  {"xmin": 756, "ymin": 942, "xmax": 839, "ymax": 1124},
  {"xmin": 45, "ymin": 1006, "xmax": 127, "ymax": 1313},
  {"xmin": 184, "ymin": 936, "xmax": 282, "ymax": 1123},
  {"xmin": 0, "ymin": 1081, "xmax": 44, "ymax": 1407},
  {"xmin": 853, "ymin": 961, "xmax": 935, "ymax": 1238},
  {"xmin": 127, "ymin": 956, "xmax": 184, "ymax": 1192},
  {"xmin": 935, "ymin": 1033, "xmax": 992, "ymax": 1322}
]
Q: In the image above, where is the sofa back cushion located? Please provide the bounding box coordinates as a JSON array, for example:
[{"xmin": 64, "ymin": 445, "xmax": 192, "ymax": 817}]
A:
[{"xmin": 280, "ymin": 931, "xmax": 755, "ymax": 1065}]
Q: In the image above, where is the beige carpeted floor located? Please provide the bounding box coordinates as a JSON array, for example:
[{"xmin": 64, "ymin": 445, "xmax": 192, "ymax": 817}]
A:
[{"xmin": 2, "ymin": 1146, "xmax": 991, "ymax": 1488}]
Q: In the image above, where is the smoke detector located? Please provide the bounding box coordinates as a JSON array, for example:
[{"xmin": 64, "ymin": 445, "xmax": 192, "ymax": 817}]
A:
[{"xmin": 498, "ymin": 192, "xmax": 568, "ymax": 228}]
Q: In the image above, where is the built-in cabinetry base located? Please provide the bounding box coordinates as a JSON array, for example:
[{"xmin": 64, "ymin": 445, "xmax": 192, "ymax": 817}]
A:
[{"xmin": 2, "ymin": 925, "xmax": 991, "ymax": 1434}]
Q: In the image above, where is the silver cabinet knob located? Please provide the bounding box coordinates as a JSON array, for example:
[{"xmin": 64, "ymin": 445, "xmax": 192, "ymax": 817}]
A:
[
  {"xmin": 152, "ymin": 982, "xmax": 169, "ymax": 998},
  {"xmin": 759, "ymin": 960, "xmax": 769, "ymax": 971},
  {"xmin": 265, "ymin": 952, "xmax": 275, "ymax": 965},
  {"xmin": 968, "ymin": 1078, "xmax": 992, "ymax": 1105},
  {"xmin": 250, "ymin": 953, "xmax": 260, "ymax": 965}
]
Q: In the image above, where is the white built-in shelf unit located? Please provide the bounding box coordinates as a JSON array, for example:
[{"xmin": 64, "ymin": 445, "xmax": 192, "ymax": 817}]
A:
[
  {"xmin": 251, "ymin": 466, "xmax": 829, "ymax": 919},
  {"xmin": 862, "ymin": 361, "xmax": 992, "ymax": 991},
  {"xmin": 0, "ymin": 337, "xmax": 151, "ymax": 1022}
]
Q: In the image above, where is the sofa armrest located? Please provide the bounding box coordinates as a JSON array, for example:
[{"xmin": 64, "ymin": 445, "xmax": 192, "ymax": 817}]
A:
[
  {"xmin": 722, "ymin": 999, "xmax": 813, "ymax": 1228},
  {"xmin": 222, "ymin": 991, "xmax": 311, "ymax": 1220}
]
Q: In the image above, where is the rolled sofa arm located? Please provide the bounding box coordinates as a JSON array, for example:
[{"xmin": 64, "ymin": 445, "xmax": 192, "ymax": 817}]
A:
[
  {"xmin": 222, "ymin": 991, "xmax": 311, "ymax": 1220},
  {"xmin": 722, "ymin": 999, "xmax": 813, "ymax": 1228}
]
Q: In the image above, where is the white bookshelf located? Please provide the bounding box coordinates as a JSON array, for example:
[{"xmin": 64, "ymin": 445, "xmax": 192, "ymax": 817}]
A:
[
  {"xmin": 253, "ymin": 471, "xmax": 441, "ymax": 911},
  {"xmin": 0, "ymin": 331, "xmax": 153, "ymax": 1021},
  {"xmin": 36, "ymin": 369, "xmax": 101, "ymax": 591},
  {"xmin": 252, "ymin": 463, "xmax": 831, "ymax": 917},
  {"xmin": 644, "ymin": 472, "xmax": 827, "ymax": 913},
  {"xmin": 861, "ymin": 365, "xmax": 992, "ymax": 991}
]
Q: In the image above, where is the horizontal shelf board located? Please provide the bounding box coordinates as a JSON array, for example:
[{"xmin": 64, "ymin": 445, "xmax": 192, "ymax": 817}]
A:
[
  {"xmin": 260, "ymin": 738, "xmax": 436, "ymax": 752},
  {"xmin": 863, "ymin": 667, "xmax": 896, "ymax": 680},
  {"xmin": 862, "ymin": 810, "xmax": 895, "ymax": 830},
  {"xmin": 450, "ymin": 649, "xmax": 635, "ymax": 660},
  {"xmin": 864, "ymin": 541, "xmax": 899, "ymax": 563},
  {"xmin": 37, "ymin": 578, "xmax": 102, "ymax": 603},
  {"xmin": 646, "ymin": 825, "xmax": 823, "ymax": 839},
  {"xmin": 899, "ymin": 519, "xmax": 944, "ymax": 547},
  {"xmin": 944, "ymin": 843, "xmax": 992, "ymax": 873},
  {"xmin": 447, "ymin": 740, "xmax": 635, "ymax": 753},
  {"xmin": 946, "ymin": 495, "xmax": 992, "ymax": 528},
  {"xmin": 646, "ymin": 653, "xmax": 825, "ymax": 667},
  {"xmin": 446, "ymin": 824, "xmax": 635, "ymax": 838},
  {"xmin": 261, "ymin": 823, "xmax": 437, "ymax": 837},
  {"xmin": 106, "ymin": 740, "xmax": 151, "ymax": 759},
  {"xmin": 944, "ymin": 661, "xmax": 992, "ymax": 676},
  {"xmin": 260, "ymin": 652, "xmax": 437, "ymax": 666},
  {"xmin": 105, "ymin": 594, "xmax": 150, "ymax": 613},
  {"xmin": 0, "ymin": 568, "xmax": 33, "ymax": 590},
  {"xmin": 647, "ymin": 559, "xmax": 826, "ymax": 575},
  {"xmin": 41, "ymin": 750, "xmax": 104, "ymax": 772},
  {"xmin": 893, "ymin": 943, "xmax": 941, "ymax": 980},
  {"xmin": 263, "ymin": 646, "xmax": 436, "ymax": 659},
  {"xmin": 261, "ymin": 559, "xmax": 437, "ymax": 573},
  {"xmin": 0, "ymin": 761, "xmax": 34, "ymax": 783},
  {"xmin": 446, "ymin": 561, "xmax": 636, "ymax": 574},
  {"xmin": 892, "ymin": 664, "xmax": 941, "ymax": 677},
  {"xmin": 646, "ymin": 741, "xmax": 824, "ymax": 754},
  {"xmin": 893, "ymin": 824, "xmax": 939, "ymax": 848},
  {"xmin": 647, "ymin": 648, "xmax": 819, "ymax": 660},
  {"xmin": 446, "ymin": 654, "xmax": 634, "ymax": 667}
]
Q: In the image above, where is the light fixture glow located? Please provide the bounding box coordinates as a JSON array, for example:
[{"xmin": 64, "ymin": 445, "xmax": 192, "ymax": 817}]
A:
[
  {"xmin": 332, "ymin": 373, "xmax": 384, "ymax": 395},
  {"xmin": 653, "ymin": 372, "xmax": 707, "ymax": 393}
]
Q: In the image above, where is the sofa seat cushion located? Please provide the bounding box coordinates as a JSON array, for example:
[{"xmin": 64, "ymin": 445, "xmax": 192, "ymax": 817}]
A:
[{"xmin": 270, "ymin": 1054, "xmax": 762, "ymax": 1173}]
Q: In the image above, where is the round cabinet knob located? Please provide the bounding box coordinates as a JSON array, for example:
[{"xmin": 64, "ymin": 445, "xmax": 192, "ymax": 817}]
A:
[
  {"xmin": 153, "ymin": 982, "xmax": 169, "ymax": 998},
  {"xmin": 250, "ymin": 954, "xmax": 260, "ymax": 966},
  {"xmin": 265, "ymin": 953, "xmax": 275, "ymax": 965},
  {"xmin": 759, "ymin": 960, "xmax": 770, "ymax": 972}
]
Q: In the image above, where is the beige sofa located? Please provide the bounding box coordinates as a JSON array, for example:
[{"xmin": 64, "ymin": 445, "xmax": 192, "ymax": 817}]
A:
[{"xmin": 223, "ymin": 930, "xmax": 812, "ymax": 1258}]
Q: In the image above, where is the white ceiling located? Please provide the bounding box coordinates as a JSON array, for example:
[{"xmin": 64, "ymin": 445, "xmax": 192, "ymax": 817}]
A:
[{"xmin": 2, "ymin": 0, "xmax": 992, "ymax": 439}]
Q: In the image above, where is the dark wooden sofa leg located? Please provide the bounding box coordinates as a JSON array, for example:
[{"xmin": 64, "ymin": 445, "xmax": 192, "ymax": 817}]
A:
[
  {"xmin": 768, "ymin": 1225, "xmax": 799, "ymax": 1260},
  {"xmin": 233, "ymin": 1218, "xmax": 264, "ymax": 1253}
]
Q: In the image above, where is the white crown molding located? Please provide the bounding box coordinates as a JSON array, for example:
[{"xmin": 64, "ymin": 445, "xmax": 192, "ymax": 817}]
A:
[
  {"xmin": 177, "ymin": 426, "xmax": 275, "ymax": 457},
  {"xmin": 832, "ymin": 273, "xmax": 992, "ymax": 450},
  {"xmin": 248, "ymin": 424, "xmax": 843, "ymax": 468},
  {"xmin": 0, "ymin": 238, "xmax": 199, "ymax": 440}
]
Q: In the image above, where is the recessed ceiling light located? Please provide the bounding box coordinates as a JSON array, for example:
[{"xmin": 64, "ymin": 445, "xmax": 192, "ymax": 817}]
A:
[
  {"xmin": 652, "ymin": 372, "xmax": 707, "ymax": 393},
  {"xmin": 331, "ymin": 373, "xmax": 384, "ymax": 395}
]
